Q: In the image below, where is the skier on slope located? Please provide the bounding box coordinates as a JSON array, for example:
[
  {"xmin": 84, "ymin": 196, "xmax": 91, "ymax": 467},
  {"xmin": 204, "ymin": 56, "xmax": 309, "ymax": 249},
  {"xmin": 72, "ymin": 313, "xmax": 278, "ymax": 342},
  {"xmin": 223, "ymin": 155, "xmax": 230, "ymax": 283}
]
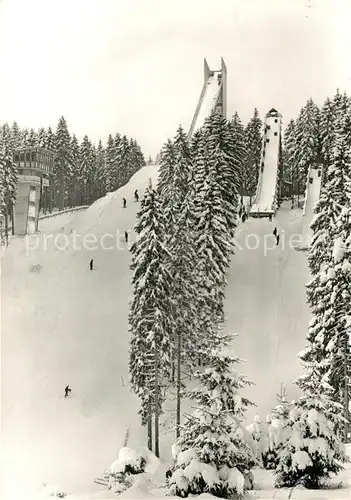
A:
[
  {"xmin": 90, "ymin": 259, "xmax": 94, "ymax": 271},
  {"xmin": 64, "ymin": 385, "xmax": 71, "ymax": 398},
  {"xmin": 134, "ymin": 190, "xmax": 139, "ymax": 202},
  {"xmin": 276, "ymin": 233, "xmax": 280, "ymax": 246},
  {"xmin": 273, "ymin": 227, "xmax": 277, "ymax": 237},
  {"xmin": 123, "ymin": 197, "xmax": 127, "ymax": 208}
]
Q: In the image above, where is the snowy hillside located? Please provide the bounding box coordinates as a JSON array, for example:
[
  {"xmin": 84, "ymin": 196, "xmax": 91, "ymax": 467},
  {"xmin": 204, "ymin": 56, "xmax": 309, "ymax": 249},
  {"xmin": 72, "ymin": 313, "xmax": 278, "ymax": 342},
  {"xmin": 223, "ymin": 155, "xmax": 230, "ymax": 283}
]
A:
[
  {"xmin": 1, "ymin": 165, "xmax": 158, "ymax": 499},
  {"xmin": 0, "ymin": 164, "xmax": 330, "ymax": 499}
]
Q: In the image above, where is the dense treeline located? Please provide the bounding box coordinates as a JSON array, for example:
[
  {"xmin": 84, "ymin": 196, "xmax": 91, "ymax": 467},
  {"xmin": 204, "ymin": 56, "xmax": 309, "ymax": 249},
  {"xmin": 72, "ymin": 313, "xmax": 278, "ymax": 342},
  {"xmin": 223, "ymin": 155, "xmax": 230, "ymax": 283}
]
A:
[
  {"xmin": 0, "ymin": 116, "xmax": 145, "ymax": 241},
  {"xmin": 128, "ymin": 89, "xmax": 351, "ymax": 496},
  {"xmin": 129, "ymin": 114, "xmax": 258, "ymax": 497},
  {"xmin": 282, "ymin": 89, "xmax": 350, "ymax": 204}
]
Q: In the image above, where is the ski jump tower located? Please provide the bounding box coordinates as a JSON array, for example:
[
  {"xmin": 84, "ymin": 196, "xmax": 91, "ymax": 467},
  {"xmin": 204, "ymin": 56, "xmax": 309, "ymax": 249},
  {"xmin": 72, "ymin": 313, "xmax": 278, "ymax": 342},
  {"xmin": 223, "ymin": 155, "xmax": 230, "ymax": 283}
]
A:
[
  {"xmin": 250, "ymin": 108, "xmax": 283, "ymax": 217},
  {"xmin": 188, "ymin": 58, "xmax": 227, "ymax": 139},
  {"xmin": 13, "ymin": 147, "xmax": 54, "ymax": 235}
]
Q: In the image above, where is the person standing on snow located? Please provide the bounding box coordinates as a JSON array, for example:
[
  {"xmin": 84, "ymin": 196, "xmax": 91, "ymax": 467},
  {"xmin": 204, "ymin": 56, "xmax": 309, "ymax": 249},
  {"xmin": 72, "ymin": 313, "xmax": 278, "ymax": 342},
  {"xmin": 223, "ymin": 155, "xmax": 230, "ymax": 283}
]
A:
[
  {"xmin": 134, "ymin": 190, "xmax": 139, "ymax": 202},
  {"xmin": 276, "ymin": 233, "xmax": 280, "ymax": 246},
  {"xmin": 273, "ymin": 227, "xmax": 277, "ymax": 237},
  {"xmin": 123, "ymin": 197, "xmax": 127, "ymax": 208},
  {"xmin": 124, "ymin": 231, "xmax": 129, "ymax": 243},
  {"xmin": 90, "ymin": 259, "xmax": 94, "ymax": 271},
  {"xmin": 64, "ymin": 385, "xmax": 71, "ymax": 398}
]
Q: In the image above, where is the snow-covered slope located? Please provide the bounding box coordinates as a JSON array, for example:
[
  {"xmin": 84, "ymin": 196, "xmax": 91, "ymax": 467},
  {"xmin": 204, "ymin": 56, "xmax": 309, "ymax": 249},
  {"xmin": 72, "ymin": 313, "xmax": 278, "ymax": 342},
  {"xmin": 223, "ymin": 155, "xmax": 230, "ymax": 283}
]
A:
[
  {"xmin": 250, "ymin": 115, "xmax": 281, "ymax": 215},
  {"xmin": 225, "ymin": 205, "xmax": 310, "ymax": 420},
  {"xmin": 2, "ymin": 166, "xmax": 312, "ymax": 499},
  {"xmin": 1, "ymin": 165, "xmax": 158, "ymax": 500}
]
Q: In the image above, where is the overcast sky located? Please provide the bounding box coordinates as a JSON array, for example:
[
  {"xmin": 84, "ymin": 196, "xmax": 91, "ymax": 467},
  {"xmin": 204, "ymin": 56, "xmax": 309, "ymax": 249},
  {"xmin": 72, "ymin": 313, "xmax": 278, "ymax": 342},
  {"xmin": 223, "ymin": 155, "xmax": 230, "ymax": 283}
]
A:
[{"xmin": 0, "ymin": 0, "xmax": 351, "ymax": 157}]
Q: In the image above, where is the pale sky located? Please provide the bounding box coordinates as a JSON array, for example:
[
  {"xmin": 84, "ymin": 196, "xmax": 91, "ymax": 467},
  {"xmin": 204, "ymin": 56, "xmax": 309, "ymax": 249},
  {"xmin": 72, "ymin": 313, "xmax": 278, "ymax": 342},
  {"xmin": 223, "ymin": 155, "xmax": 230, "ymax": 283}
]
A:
[{"xmin": 0, "ymin": 0, "xmax": 351, "ymax": 157}]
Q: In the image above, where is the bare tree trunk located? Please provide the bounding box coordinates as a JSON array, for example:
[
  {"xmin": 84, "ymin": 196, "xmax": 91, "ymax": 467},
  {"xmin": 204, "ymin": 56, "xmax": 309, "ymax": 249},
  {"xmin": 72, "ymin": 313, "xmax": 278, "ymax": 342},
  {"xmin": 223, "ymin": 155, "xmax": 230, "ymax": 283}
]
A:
[
  {"xmin": 11, "ymin": 203, "xmax": 15, "ymax": 235},
  {"xmin": 59, "ymin": 175, "xmax": 65, "ymax": 211},
  {"xmin": 147, "ymin": 402, "xmax": 153, "ymax": 451},
  {"xmin": 344, "ymin": 333, "xmax": 350, "ymax": 442},
  {"xmin": 154, "ymin": 346, "xmax": 160, "ymax": 458},
  {"xmin": 176, "ymin": 331, "xmax": 181, "ymax": 439},
  {"xmin": 4, "ymin": 203, "xmax": 9, "ymax": 245}
]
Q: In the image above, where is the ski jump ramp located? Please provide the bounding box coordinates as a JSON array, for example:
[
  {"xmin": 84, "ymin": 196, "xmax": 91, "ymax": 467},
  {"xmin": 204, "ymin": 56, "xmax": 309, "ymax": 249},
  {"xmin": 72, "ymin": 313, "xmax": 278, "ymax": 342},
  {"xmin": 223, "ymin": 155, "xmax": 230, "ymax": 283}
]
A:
[
  {"xmin": 188, "ymin": 58, "xmax": 227, "ymax": 139},
  {"xmin": 250, "ymin": 108, "xmax": 282, "ymax": 217},
  {"xmin": 301, "ymin": 166, "xmax": 322, "ymax": 246}
]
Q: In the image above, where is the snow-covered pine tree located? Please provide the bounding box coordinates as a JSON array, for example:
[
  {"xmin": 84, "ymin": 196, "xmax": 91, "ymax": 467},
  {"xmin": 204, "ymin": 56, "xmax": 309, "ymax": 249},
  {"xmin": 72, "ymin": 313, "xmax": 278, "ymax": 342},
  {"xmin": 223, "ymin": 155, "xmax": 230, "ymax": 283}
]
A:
[
  {"xmin": 319, "ymin": 97, "xmax": 336, "ymax": 181},
  {"xmin": 190, "ymin": 129, "xmax": 204, "ymax": 161},
  {"xmin": 105, "ymin": 134, "xmax": 116, "ymax": 193},
  {"xmin": 0, "ymin": 156, "xmax": 7, "ymax": 247},
  {"xmin": 244, "ymin": 108, "xmax": 262, "ymax": 200},
  {"xmin": 230, "ymin": 112, "xmax": 246, "ymax": 202},
  {"xmin": 328, "ymin": 204, "xmax": 351, "ymax": 439},
  {"xmin": 202, "ymin": 113, "xmax": 240, "ymax": 233},
  {"xmin": 36, "ymin": 127, "xmax": 47, "ymax": 148},
  {"xmin": 0, "ymin": 127, "xmax": 18, "ymax": 241},
  {"xmin": 69, "ymin": 135, "xmax": 80, "ymax": 207},
  {"xmin": 246, "ymin": 415, "xmax": 265, "ymax": 464},
  {"xmin": 157, "ymin": 139, "xmax": 175, "ymax": 197},
  {"xmin": 158, "ymin": 126, "xmax": 199, "ymax": 434},
  {"xmin": 99, "ymin": 447, "xmax": 147, "ymax": 495},
  {"xmin": 274, "ymin": 350, "xmax": 349, "ymax": 489},
  {"xmin": 282, "ymin": 119, "xmax": 296, "ymax": 203},
  {"xmin": 20, "ymin": 127, "xmax": 29, "ymax": 147},
  {"xmin": 54, "ymin": 117, "xmax": 71, "ymax": 210},
  {"xmin": 129, "ymin": 181, "xmax": 173, "ymax": 457},
  {"xmin": 117, "ymin": 135, "xmax": 131, "ymax": 187},
  {"xmin": 168, "ymin": 335, "xmax": 255, "ymax": 499},
  {"xmin": 44, "ymin": 126, "xmax": 55, "ymax": 151},
  {"xmin": 294, "ymin": 99, "xmax": 320, "ymax": 204},
  {"xmin": 192, "ymin": 116, "xmax": 236, "ymax": 337},
  {"xmin": 10, "ymin": 121, "xmax": 21, "ymax": 149},
  {"xmin": 95, "ymin": 140, "xmax": 106, "ymax": 199},
  {"xmin": 79, "ymin": 135, "xmax": 96, "ymax": 205},
  {"xmin": 332, "ymin": 89, "xmax": 349, "ymax": 125},
  {"xmin": 262, "ymin": 390, "xmax": 291, "ymax": 470},
  {"xmin": 27, "ymin": 128, "xmax": 37, "ymax": 147},
  {"xmin": 296, "ymin": 106, "xmax": 351, "ymax": 461}
]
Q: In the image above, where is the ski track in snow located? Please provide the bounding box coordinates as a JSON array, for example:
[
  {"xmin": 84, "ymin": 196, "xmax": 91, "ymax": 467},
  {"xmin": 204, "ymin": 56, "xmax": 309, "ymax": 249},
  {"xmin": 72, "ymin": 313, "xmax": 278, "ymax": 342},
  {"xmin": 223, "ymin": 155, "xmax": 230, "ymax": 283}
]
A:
[
  {"xmin": 225, "ymin": 207, "xmax": 309, "ymax": 422},
  {"xmin": 2, "ymin": 164, "xmax": 342, "ymax": 499}
]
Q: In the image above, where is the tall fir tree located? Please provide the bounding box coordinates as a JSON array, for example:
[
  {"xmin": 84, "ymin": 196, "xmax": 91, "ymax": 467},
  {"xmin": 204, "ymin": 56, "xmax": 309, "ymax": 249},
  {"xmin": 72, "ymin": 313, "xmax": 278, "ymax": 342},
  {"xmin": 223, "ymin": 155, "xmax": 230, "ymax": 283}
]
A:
[
  {"xmin": 294, "ymin": 99, "xmax": 320, "ymax": 203},
  {"xmin": 282, "ymin": 119, "xmax": 296, "ymax": 201},
  {"xmin": 10, "ymin": 121, "xmax": 21, "ymax": 149},
  {"xmin": 37, "ymin": 127, "xmax": 47, "ymax": 148},
  {"xmin": 230, "ymin": 112, "xmax": 247, "ymax": 201},
  {"xmin": 129, "ymin": 182, "xmax": 173, "ymax": 456},
  {"xmin": 244, "ymin": 108, "xmax": 262, "ymax": 200},
  {"xmin": 0, "ymin": 126, "xmax": 18, "ymax": 242},
  {"xmin": 168, "ymin": 336, "xmax": 255, "ymax": 499},
  {"xmin": 54, "ymin": 116, "xmax": 71, "ymax": 210},
  {"xmin": 157, "ymin": 139, "xmax": 176, "ymax": 198},
  {"xmin": 95, "ymin": 140, "xmax": 106, "ymax": 199},
  {"xmin": 69, "ymin": 134, "xmax": 80, "ymax": 206},
  {"xmin": 319, "ymin": 97, "xmax": 336, "ymax": 181},
  {"xmin": 274, "ymin": 350, "xmax": 349, "ymax": 488}
]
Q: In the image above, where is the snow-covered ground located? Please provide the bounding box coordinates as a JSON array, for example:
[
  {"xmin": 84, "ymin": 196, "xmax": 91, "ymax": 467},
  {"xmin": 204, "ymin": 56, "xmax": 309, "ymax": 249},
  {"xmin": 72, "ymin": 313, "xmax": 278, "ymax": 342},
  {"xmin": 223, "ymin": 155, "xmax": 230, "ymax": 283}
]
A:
[
  {"xmin": 251, "ymin": 115, "xmax": 281, "ymax": 215},
  {"xmin": 1, "ymin": 164, "xmax": 349, "ymax": 500},
  {"xmin": 190, "ymin": 72, "xmax": 221, "ymax": 136},
  {"xmin": 225, "ymin": 204, "xmax": 310, "ymax": 420}
]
